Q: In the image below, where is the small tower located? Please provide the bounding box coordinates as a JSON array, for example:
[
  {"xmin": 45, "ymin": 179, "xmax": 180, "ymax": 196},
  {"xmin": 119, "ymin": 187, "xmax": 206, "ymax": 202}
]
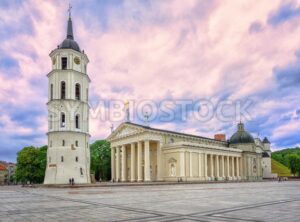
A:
[{"xmin": 44, "ymin": 9, "xmax": 91, "ymax": 184}]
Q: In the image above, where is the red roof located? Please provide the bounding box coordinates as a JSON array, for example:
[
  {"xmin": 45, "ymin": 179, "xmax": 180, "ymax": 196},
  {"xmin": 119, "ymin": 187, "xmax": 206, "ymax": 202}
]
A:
[{"xmin": 0, "ymin": 164, "xmax": 7, "ymax": 171}]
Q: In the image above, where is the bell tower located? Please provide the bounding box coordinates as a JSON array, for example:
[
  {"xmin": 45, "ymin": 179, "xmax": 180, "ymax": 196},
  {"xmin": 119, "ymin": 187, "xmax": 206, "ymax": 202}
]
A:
[{"xmin": 44, "ymin": 9, "xmax": 91, "ymax": 184}]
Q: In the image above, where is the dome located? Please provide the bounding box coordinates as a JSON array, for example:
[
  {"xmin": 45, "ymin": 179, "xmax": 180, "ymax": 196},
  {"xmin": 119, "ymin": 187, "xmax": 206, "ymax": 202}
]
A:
[
  {"xmin": 60, "ymin": 38, "xmax": 80, "ymax": 52},
  {"xmin": 58, "ymin": 16, "xmax": 81, "ymax": 52},
  {"xmin": 229, "ymin": 122, "xmax": 254, "ymax": 144},
  {"xmin": 262, "ymin": 137, "xmax": 270, "ymax": 144}
]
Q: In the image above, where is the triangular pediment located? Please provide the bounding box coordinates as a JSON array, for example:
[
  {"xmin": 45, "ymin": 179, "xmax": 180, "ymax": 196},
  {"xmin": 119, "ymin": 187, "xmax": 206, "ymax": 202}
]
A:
[{"xmin": 107, "ymin": 123, "xmax": 145, "ymax": 141}]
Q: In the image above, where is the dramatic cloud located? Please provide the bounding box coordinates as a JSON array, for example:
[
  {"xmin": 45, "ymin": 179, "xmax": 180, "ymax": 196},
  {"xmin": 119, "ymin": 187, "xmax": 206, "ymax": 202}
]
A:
[{"xmin": 1, "ymin": 0, "xmax": 300, "ymax": 162}]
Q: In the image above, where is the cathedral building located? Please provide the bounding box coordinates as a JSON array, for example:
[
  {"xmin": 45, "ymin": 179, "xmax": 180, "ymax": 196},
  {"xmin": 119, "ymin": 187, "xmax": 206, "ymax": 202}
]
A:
[
  {"xmin": 108, "ymin": 122, "xmax": 274, "ymax": 182},
  {"xmin": 44, "ymin": 12, "xmax": 91, "ymax": 184}
]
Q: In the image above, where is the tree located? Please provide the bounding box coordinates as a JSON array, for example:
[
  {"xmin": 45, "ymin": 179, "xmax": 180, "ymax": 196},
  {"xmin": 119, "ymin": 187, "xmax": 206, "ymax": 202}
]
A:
[
  {"xmin": 15, "ymin": 146, "xmax": 47, "ymax": 184},
  {"xmin": 90, "ymin": 140, "xmax": 111, "ymax": 181},
  {"xmin": 287, "ymin": 154, "xmax": 300, "ymax": 176}
]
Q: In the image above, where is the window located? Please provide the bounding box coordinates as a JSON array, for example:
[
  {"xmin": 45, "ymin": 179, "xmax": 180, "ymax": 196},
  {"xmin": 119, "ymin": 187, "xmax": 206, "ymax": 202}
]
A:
[
  {"xmin": 75, "ymin": 115, "xmax": 80, "ymax": 129},
  {"xmin": 61, "ymin": 113, "xmax": 65, "ymax": 127},
  {"xmin": 75, "ymin": 83, "xmax": 80, "ymax": 100},
  {"xmin": 75, "ymin": 156, "xmax": 78, "ymax": 162},
  {"xmin": 50, "ymin": 84, "xmax": 53, "ymax": 100},
  {"xmin": 61, "ymin": 156, "xmax": 64, "ymax": 162},
  {"xmin": 62, "ymin": 140, "xmax": 65, "ymax": 146},
  {"xmin": 80, "ymin": 167, "xmax": 83, "ymax": 175},
  {"xmin": 61, "ymin": 81, "xmax": 66, "ymax": 99},
  {"xmin": 61, "ymin": 57, "xmax": 67, "ymax": 69},
  {"xmin": 75, "ymin": 140, "xmax": 78, "ymax": 146}
]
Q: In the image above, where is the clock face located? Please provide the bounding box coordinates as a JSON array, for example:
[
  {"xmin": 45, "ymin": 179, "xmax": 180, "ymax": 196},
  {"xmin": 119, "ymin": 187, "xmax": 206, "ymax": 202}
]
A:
[
  {"xmin": 52, "ymin": 57, "xmax": 56, "ymax": 65},
  {"xmin": 74, "ymin": 57, "xmax": 80, "ymax": 65}
]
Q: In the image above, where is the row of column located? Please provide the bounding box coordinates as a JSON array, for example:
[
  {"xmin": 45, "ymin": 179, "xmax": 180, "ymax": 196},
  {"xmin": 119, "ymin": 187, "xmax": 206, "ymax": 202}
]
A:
[
  {"xmin": 208, "ymin": 154, "xmax": 241, "ymax": 179},
  {"xmin": 111, "ymin": 140, "xmax": 162, "ymax": 182}
]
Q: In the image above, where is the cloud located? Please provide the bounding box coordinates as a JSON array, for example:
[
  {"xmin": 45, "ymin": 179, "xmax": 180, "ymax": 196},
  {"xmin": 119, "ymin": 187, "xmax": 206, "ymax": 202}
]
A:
[{"xmin": 1, "ymin": 0, "xmax": 300, "ymax": 161}]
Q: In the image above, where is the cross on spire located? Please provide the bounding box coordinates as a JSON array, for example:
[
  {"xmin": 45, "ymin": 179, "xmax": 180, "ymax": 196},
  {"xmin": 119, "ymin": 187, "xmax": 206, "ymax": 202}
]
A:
[{"xmin": 68, "ymin": 3, "xmax": 72, "ymax": 18}]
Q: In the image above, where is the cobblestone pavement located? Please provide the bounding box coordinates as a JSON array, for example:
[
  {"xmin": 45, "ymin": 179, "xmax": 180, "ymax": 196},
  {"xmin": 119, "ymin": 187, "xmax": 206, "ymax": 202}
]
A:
[{"xmin": 0, "ymin": 181, "xmax": 300, "ymax": 221}]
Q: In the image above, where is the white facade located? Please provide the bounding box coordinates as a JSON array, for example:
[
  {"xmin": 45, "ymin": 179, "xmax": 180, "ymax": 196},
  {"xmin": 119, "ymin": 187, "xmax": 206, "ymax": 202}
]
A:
[{"xmin": 44, "ymin": 16, "xmax": 91, "ymax": 184}]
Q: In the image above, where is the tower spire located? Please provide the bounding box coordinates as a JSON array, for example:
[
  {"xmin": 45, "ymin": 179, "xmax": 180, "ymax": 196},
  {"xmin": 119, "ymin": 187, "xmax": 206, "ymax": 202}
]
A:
[{"xmin": 67, "ymin": 4, "xmax": 74, "ymax": 40}]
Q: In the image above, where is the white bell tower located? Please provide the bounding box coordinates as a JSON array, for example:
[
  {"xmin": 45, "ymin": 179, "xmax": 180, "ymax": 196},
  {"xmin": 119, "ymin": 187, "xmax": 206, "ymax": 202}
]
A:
[{"xmin": 44, "ymin": 9, "xmax": 91, "ymax": 184}]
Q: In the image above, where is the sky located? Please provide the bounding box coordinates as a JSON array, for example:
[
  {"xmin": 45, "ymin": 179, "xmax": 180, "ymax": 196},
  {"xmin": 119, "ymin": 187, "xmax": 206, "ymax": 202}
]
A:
[{"xmin": 0, "ymin": 0, "xmax": 300, "ymax": 162}]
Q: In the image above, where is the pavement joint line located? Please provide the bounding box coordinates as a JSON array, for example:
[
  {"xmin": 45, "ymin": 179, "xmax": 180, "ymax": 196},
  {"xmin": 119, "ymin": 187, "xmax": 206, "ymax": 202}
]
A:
[
  {"xmin": 187, "ymin": 198, "xmax": 300, "ymax": 217},
  {"xmin": 22, "ymin": 190, "xmax": 178, "ymax": 218}
]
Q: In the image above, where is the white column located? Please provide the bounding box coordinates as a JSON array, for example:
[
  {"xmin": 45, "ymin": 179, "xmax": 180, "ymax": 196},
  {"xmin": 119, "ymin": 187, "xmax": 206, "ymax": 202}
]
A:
[
  {"xmin": 121, "ymin": 145, "xmax": 126, "ymax": 182},
  {"xmin": 198, "ymin": 153, "xmax": 202, "ymax": 178},
  {"xmin": 130, "ymin": 143, "xmax": 136, "ymax": 182},
  {"xmin": 210, "ymin": 154, "xmax": 214, "ymax": 179},
  {"xmin": 204, "ymin": 153, "xmax": 207, "ymax": 179},
  {"xmin": 232, "ymin": 156, "xmax": 235, "ymax": 179},
  {"xmin": 189, "ymin": 152, "xmax": 193, "ymax": 177},
  {"xmin": 137, "ymin": 141, "xmax": 142, "ymax": 182},
  {"xmin": 240, "ymin": 157, "xmax": 243, "ymax": 179},
  {"xmin": 180, "ymin": 151, "xmax": 186, "ymax": 177},
  {"xmin": 111, "ymin": 147, "xmax": 115, "ymax": 181},
  {"xmin": 116, "ymin": 147, "xmax": 120, "ymax": 182},
  {"xmin": 221, "ymin": 155, "xmax": 225, "ymax": 178},
  {"xmin": 156, "ymin": 141, "xmax": 162, "ymax": 181},
  {"xmin": 237, "ymin": 157, "xmax": 240, "ymax": 179},
  {"xmin": 144, "ymin": 140, "xmax": 151, "ymax": 182},
  {"xmin": 216, "ymin": 155, "xmax": 219, "ymax": 178},
  {"xmin": 226, "ymin": 155, "xmax": 230, "ymax": 179}
]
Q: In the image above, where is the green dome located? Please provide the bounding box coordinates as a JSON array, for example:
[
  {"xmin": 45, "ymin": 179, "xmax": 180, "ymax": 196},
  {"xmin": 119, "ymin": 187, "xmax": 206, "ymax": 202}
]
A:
[{"xmin": 229, "ymin": 123, "xmax": 254, "ymax": 144}]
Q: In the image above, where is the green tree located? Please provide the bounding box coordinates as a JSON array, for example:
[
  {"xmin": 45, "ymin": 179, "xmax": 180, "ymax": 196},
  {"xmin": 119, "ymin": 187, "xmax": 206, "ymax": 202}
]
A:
[
  {"xmin": 15, "ymin": 146, "xmax": 47, "ymax": 184},
  {"xmin": 287, "ymin": 154, "xmax": 300, "ymax": 176},
  {"xmin": 90, "ymin": 140, "xmax": 111, "ymax": 181}
]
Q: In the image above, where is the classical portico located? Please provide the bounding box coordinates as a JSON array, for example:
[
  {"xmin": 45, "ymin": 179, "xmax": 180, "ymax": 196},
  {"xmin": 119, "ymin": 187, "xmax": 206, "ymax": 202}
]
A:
[{"xmin": 108, "ymin": 122, "xmax": 262, "ymax": 182}]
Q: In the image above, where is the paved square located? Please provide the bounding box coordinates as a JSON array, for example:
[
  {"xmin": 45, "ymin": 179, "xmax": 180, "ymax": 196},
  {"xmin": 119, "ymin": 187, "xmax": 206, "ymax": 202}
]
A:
[{"xmin": 0, "ymin": 181, "xmax": 300, "ymax": 221}]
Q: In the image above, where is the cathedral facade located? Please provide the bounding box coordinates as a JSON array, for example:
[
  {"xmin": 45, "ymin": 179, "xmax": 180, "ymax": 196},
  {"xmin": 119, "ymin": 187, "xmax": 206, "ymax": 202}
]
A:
[
  {"xmin": 44, "ymin": 13, "xmax": 91, "ymax": 184},
  {"xmin": 108, "ymin": 122, "xmax": 273, "ymax": 182}
]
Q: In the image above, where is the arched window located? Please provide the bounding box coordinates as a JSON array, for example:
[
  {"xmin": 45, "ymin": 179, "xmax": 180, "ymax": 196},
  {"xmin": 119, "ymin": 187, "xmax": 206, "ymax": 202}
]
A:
[
  {"xmin": 61, "ymin": 113, "xmax": 65, "ymax": 128},
  {"xmin": 62, "ymin": 140, "xmax": 65, "ymax": 146},
  {"xmin": 61, "ymin": 81, "xmax": 66, "ymax": 99},
  {"xmin": 75, "ymin": 156, "xmax": 78, "ymax": 162},
  {"xmin": 75, "ymin": 115, "xmax": 80, "ymax": 129},
  {"xmin": 80, "ymin": 167, "xmax": 83, "ymax": 175},
  {"xmin": 50, "ymin": 84, "xmax": 53, "ymax": 100},
  {"xmin": 61, "ymin": 156, "xmax": 64, "ymax": 162},
  {"xmin": 75, "ymin": 140, "xmax": 78, "ymax": 146},
  {"xmin": 61, "ymin": 57, "xmax": 67, "ymax": 69},
  {"xmin": 75, "ymin": 83, "xmax": 80, "ymax": 100}
]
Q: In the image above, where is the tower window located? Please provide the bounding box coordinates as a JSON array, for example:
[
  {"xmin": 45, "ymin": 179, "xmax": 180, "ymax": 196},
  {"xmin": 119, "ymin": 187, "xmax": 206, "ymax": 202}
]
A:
[
  {"xmin": 75, "ymin": 140, "xmax": 78, "ymax": 146},
  {"xmin": 61, "ymin": 81, "xmax": 66, "ymax": 99},
  {"xmin": 75, "ymin": 83, "xmax": 81, "ymax": 100},
  {"xmin": 61, "ymin": 113, "xmax": 66, "ymax": 128},
  {"xmin": 61, "ymin": 57, "xmax": 67, "ymax": 69},
  {"xmin": 62, "ymin": 140, "xmax": 65, "ymax": 146},
  {"xmin": 50, "ymin": 84, "xmax": 53, "ymax": 100},
  {"xmin": 75, "ymin": 156, "xmax": 78, "ymax": 162},
  {"xmin": 61, "ymin": 156, "xmax": 64, "ymax": 162},
  {"xmin": 80, "ymin": 167, "xmax": 83, "ymax": 175},
  {"xmin": 75, "ymin": 115, "xmax": 80, "ymax": 129}
]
